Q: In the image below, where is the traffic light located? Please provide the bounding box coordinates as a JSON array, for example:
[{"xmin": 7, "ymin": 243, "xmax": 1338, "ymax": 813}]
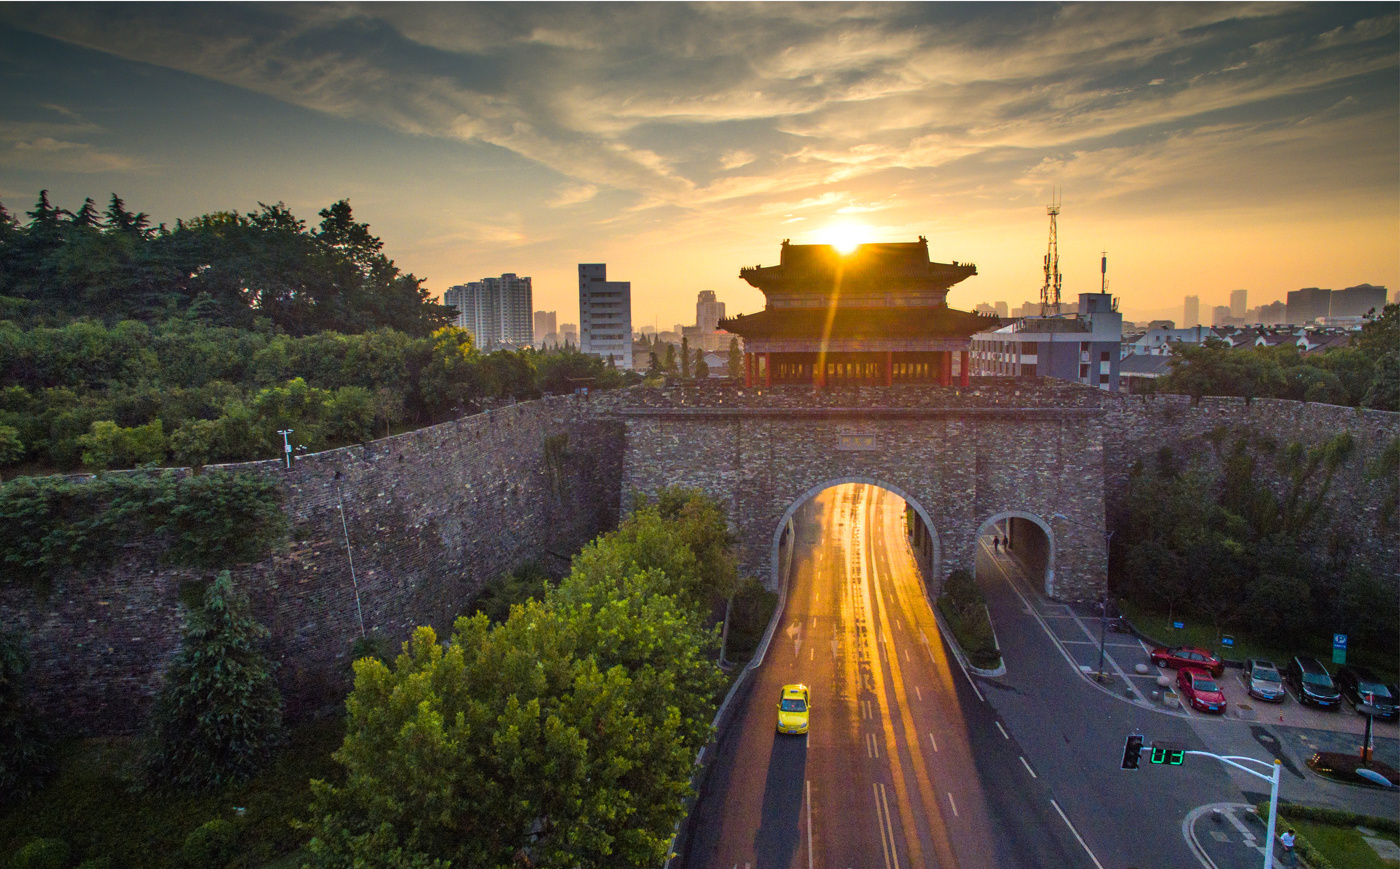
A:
[
  {"xmin": 1121, "ymin": 734, "xmax": 1144, "ymax": 770},
  {"xmin": 1150, "ymin": 741, "xmax": 1186, "ymax": 765}
]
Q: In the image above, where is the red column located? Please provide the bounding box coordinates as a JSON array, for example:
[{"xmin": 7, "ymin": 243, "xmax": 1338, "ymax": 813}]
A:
[
  {"xmin": 744, "ymin": 353, "xmax": 753, "ymax": 387},
  {"xmin": 960, "ymin": 350, "xmax": 970, "ymax": 387},
  {"xmin": 816, "ymin": 356, "xmax": 826, "ymax": 388},
  {"xmin": 884, "ymin": 351, "xmax": 893, "ymax": 386},
  {"xmin": 762, "ymin": 353, "xmax": 772, "ymax": 387},
  {"xmin": 939, "ymin": 352, "xmax": 952, "ymax": 386}
]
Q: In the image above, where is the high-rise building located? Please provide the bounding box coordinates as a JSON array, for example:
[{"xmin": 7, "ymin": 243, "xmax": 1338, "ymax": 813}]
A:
[
  {"xmin": 1286, "ymin": 287, "xmax": 1331, "ymax": 325},
  {"xmin": 1183, "ymin": 295, "xmax": 1200, "ymax": 328},
  {"xmin": 1211, "ymin": 305, "xmax": 1232, "ymax": 327},
  {"xmin": 1229, "ymin": 289, "xmax": 1247, "ymax": 319},
  {"xmin": 443, "ymin": 274, "xmax": 533, "ymax": 350},
  {"xmin": 994, "ymin": 301, "xmax": 1009, "ymax": 319},
  {"xmin": 559, "ymin": 323, "xmax": 578, "ymax": 346},
  {"xmin": 697, "ymin": 291, "xmax": 725, "ymax": 332},
  {"xmin": 534, "ymin": 310, "xmax": 557, "ymax": 346},
  {"xmin": 1259, "ymin": 301, "xmax": 1286, "ymax": 326},
  {"xmin": 578, "ymin": 264, "xmax": 633, "ymax": 369},
  {"xmin": 1330, "ymin": 284, "xmax": 1388, "ymax": 319}
]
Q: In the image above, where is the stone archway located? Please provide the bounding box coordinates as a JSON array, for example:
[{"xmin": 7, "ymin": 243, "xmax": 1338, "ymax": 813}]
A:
[
  {"xmin": 975, "ymin": 510, "xmax": 1056, "ymax": 597},
  {"xmin": 771, "ymin": 477, "xmax": 941, "ymax": 594}
]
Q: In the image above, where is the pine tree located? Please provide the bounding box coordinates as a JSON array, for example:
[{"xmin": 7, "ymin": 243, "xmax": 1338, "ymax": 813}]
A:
[
  {"xmin": 694, "ymin": 348, "xmax": 709, "ymax": 380},
  {"xmin": 680, "ymin": 336, "xmax": 691, "ymax": 378},
  {"xmin": 146, "ymin": 572, "xmax": 283, "ymax": 789},
  {"xmin": 727, "ymin": 337, "xmax": 743, "ymax": 380}
]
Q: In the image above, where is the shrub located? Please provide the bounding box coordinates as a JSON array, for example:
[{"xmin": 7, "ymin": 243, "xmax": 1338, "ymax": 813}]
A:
[
  {"xmin": 10, "ymin": 838, "xmax": 68, "ymax": 869},
  {"xmin": 180, "ymin": 819, "xmax": 237, "ymax": 867},
  {"xmin": 0, "ymin": 631, "xmax": 51, "ymax": 808},
  {"xmin": 145, "ymin": 572, "xmax": 283, "ymax": 789}
]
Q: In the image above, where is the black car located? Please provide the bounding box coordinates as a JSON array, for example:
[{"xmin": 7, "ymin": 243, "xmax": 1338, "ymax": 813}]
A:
[
  {"xmin": 1285, "ymin": 656, "xmax": 1342, "ymax": 709},
  {"xmin": 1335, "ymin": 665, "xmax": 1399, "ymax": 720}
]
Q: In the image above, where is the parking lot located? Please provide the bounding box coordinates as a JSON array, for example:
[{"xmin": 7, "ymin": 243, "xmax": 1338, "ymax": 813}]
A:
[{"xmin": 1007, "ymin": 583, "xmax": 1398, "ymax": 738}]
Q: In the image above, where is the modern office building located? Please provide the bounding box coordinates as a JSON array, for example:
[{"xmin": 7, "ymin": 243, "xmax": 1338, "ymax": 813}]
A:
[
  {"xmin": 1183, "ymin": 295, "xmax": 1200, "ymax": 328},
  {"xmin": 1229, "ymin": 289, "xmax": 1247, "ymax": 319},
  {"xmin": 534, "ymin": 310, "xmax": 557, "ymax": 346},
  {"xmin": 1259, "ymin": 301, "xmax": 1286, "ymax": 326},
  {"xmin": 559, "ymin": 323, "xmax": 578, "ymax": 346},
  {"xmin": 442, "ymin": 274, "xmax": 533, "ymax": 350},
  {"xmin": 969, "ymin": 292, "xmax": 1123, "ymax": 391},
  {"xmin": 683, "ymin": 290, "xmax": 734, "ymax": 352},
  {"xmin": 1329, "ymin": 284, "xmax": 1387, "ymax": 319},
  {"xmin": 696, "ymin": 291, "xmax": 725, "ymax": 332},
  {"xmin": 578, "ymin": 264, "xmax": 633, "ymax": 369},
  {"xmin": 1286, "ymin": 287, "xmax": 1331, "ymax": 325}
]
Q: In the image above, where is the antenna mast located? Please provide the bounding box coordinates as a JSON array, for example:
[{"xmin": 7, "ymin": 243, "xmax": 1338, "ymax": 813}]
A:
[{"xmin": 1040, "ymin": 192, "xmax": 1062, "ymax": 316}]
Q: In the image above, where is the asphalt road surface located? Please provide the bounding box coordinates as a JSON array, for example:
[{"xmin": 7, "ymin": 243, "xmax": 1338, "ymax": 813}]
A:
[{"xmin": 681, "ymin": 484, "xmax": 1093, "ymax": 869}]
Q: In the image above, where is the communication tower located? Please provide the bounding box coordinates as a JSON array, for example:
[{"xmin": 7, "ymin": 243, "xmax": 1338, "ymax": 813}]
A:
[{"xmin": 1040, "ymin": 193, "xmax": 1062, "ymax": 316}]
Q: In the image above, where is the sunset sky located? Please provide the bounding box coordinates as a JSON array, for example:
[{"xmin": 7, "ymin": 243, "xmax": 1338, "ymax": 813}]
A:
[{"xmin": 0, "ymin": 3, "xmax": 1395, "ymax": 328}]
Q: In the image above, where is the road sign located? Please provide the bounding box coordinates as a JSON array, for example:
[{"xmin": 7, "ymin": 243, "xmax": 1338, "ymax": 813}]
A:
[{"xmin": 1333, "ymin": 633, "xmax": 1347, "ymax": 665}]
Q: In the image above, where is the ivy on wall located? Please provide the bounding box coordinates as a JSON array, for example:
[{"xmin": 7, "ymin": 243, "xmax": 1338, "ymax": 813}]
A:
[{"xmin": 0, "ymin": 471, "xmax": 286, "ymax": 585}]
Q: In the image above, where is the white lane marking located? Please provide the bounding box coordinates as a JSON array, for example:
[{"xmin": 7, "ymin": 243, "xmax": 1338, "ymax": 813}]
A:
[
  {"xmin": 995, "ymin": 721, "xmax": 1009, "ymax": 740},
  {"xmin": 810, "ymin": 647, "xmax": 814, "ymax": 660},
  {"xmin": 947, "ymin": 792, "xmax": 959, "ymax": 817},
  {"xmin": 914, "ymin": 685, "xmax": 922, "ymax": 701},
  {"xmin": 1051, "ymin": 799, "xmax": 1106, "ymax": 869},
  {"xmin": 806, "ymin": 779, "xmax": 814, "ymax": 869},
  {"xmin": 811, "ymin": 616, "xmax": 817, "ymax": 629},
  {"xmin": 873, "ymin": 782, "xmax": 899, "ymax": 869},
  {"xmin": 1019, "ymin": 756, "xmax": 1037, "ymax": 778},
  {"xmin": 865, "ymin": 733, "xmax": 880, "ymax": 758},
  {"xmin": 928, "ymin": 732, "xmax": 938, "ymax": 752}
]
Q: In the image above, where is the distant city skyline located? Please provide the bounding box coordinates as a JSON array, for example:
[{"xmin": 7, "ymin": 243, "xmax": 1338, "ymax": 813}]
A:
[{"xmin": 0, "ymin": 4, "xmax": 1394, "ymax": 327}]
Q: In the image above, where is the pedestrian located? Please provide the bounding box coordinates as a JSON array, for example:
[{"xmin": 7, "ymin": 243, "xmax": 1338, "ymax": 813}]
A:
[{"xmin": 1279, "ymin": 829, "xmax": 1295, "ymax": 852}]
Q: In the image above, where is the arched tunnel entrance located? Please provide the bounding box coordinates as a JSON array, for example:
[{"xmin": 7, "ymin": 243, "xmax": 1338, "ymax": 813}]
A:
[
  {"xmin": 975, "ymin": 512, "xmax": 1055, "ymax": 598},
  {"xmin": 718, "ymin": 481, "xmax": 1006, "ymax": 868}
]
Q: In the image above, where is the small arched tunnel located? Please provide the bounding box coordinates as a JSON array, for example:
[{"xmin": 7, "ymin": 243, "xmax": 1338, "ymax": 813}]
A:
[{"xmin": 974, "ymin": 512, "xmax": 1055, "ymax": 598}]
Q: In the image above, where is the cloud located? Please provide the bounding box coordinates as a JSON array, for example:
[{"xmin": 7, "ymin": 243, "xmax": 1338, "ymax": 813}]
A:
[{"xmin": 0, "ymin": 2, "xmax": 1393, "ymax": 219}]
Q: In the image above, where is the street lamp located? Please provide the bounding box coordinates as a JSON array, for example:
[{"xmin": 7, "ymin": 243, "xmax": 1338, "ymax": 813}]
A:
[
  {"xmin": 276, "ymin": 428, "xmax": 294, "ymax": 470},
  {"xmin": 1051, "ymin": 512, "xmax": 1114, "ymax": 682}
]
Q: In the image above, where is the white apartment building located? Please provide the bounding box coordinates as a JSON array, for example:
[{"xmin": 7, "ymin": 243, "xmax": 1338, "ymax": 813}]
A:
[
  {"xmin": 969, "ymin": 292, "xmax": 1124, "ymax": 391},
  {"xmin": 578, "ymin": 264, "xmax": 633, "ymax": 369},
  {"xmin": 442, "ymin": 273, "xmax": 533, "ymax": 350}
]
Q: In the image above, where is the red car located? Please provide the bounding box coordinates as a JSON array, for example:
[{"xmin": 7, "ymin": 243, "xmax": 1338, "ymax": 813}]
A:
[
  {"xmin": 1150, "ymin": 646, "xmax": 1224, "ymax": 677},
  {"xmin": 1178, "ymin": 668, "xmax": 1227, "ymax": 714}
]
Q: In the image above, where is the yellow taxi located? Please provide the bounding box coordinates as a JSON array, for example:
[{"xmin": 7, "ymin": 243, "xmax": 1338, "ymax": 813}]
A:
[{"xmin": 777, "ymin": 684, "xmax": 810, "ymax": 735}]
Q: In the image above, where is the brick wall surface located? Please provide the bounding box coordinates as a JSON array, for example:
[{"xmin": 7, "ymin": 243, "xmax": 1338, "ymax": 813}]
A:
[{"xmin": 0, "ymin": 395, "xmax": 624, "ymax": 735}]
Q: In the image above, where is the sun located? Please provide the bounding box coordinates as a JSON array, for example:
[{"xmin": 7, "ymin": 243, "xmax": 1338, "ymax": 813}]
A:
[{"xmin": 817, "ymin": 222, "xmax": 869, "ymax": 255}]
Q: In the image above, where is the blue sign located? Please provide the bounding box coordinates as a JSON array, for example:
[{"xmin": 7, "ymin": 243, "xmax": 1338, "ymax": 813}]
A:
[
  {"xmin": 1221, "ymin": 636, "xmax": 1234, "ymax": 647},
  {"xmin": 1172, "ymin": 620, "xmax": 1185, "ymax": 630},
  {"xmin": 1333, "ymin": 633, "xmax": 1347, "ymax": 649}
]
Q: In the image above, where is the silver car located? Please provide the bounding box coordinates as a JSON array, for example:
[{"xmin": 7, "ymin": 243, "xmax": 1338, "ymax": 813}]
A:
[{"xmin": 1244, "ymin": 658, "xmax": 1287, "ymax": 703}]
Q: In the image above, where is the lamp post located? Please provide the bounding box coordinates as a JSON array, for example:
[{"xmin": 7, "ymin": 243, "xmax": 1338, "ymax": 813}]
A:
[
  {"xmin": 276, "ymin": 429, "xmax": 294, "ymax": 470},
  {"xmin": 1186, "ymin": 752, "xmax": 1283, "ymax": 869},
  {"xmin": 1051, "ymin": 512, "xmax": 1114, "ymax": 682}
]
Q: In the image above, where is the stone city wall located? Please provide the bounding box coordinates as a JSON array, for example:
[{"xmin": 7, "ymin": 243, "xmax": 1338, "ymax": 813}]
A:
[
  {"xmin": 1101, "ymin": 393, "xmax": 1400, "ymax": 578},
  {"xmin": 618, "ymin": 382, "xmax": 1109, "ymax": 603},
  {"xmin": 0, "ymin": 395, "xmax": 625, "ymax": 735}
]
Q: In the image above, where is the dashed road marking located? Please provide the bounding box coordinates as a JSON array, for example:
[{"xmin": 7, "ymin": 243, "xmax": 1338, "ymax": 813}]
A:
[{"xmin": 995, "ymin": 721, "xmax": 1009, "ymax": 739}]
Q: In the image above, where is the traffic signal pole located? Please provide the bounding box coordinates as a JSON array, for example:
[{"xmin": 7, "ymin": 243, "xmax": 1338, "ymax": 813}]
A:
[{"xmin": 1183, "ymin": 752, "xmax": 1283, "ymax": 869}]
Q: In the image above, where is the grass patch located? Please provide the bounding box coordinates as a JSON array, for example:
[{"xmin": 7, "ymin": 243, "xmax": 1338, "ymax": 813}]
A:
[
  {"xmin": 936, "ymin": 570, "xmax": 1002, "ymax": 671},
  {"xmin": 0, "ymin": 715, "xmax": 344, "ymax": 869},
  {"xmin": 1118, "ymin": 599, "xmax": 1397, "ymax": 681}
]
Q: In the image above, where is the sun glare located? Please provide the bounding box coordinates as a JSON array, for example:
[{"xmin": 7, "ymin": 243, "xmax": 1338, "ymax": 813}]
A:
[{"xmin": 818, "ymin": 222, "xmax": 868, "ymax": 255}]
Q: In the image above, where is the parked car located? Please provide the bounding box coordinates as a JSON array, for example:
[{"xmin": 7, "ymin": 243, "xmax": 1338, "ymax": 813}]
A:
[
  {"xmin": 1335, "ymin": 665, "xmax": 1399, "ymax": 721},
  {"xmin": 1178, "ymin": 668, "xmax": 1227, "ymax": 714},
  {"xmin": 1243, "ymin": 658, "xmax": 1287, "ymax": 703},
  {"xmin": 1150, "ymin": 646, "xmax": 1224, "ymax": 677},
  {"xmin": 777, "ymin": 683, "xmax": 810, "ymax": 735},
  {"xmin": 1285, "ymin": 656, "xmax": 1341, "ymax": 710}
]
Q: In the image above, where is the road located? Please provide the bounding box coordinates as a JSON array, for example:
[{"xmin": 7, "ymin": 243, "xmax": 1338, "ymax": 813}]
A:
[{"xmin": 681, "ymin": 484, "xmax": 1091, "ymax": 869}]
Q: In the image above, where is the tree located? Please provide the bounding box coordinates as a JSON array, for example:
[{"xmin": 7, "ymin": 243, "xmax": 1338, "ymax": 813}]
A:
[
  {"xmin": 727, "ymin": 337, "xmax": 743, "ymax": 380},
  {"xmin": 680, "ymin": 336, "xmax": 691, "ymax": 379},
  {"xmin": 0, "ymin": 424, "xmax": 23, "ymax": 467},
  {"xmin": 145, "ymin": 572, "xmax": 283, "ymax": 789},
  {"xmin": 694, "ymin": 349, "xmax": 709, "ymax": 380},
  {"xmin": 663, "ymin": 343, "xmax": 678, "ymax": 376},
  {"xmin": 0, "ymin": 630, "xmax": 51, "ymax": 807}
]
